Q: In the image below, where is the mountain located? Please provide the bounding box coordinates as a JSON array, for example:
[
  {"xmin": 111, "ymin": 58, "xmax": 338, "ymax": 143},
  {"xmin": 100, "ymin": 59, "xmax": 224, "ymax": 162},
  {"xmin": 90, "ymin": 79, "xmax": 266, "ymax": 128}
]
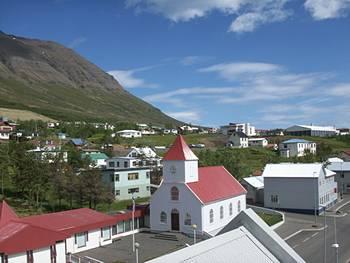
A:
[{"xmin": 0, "ymin": 31, "xmax": 180, "ymax": 125}]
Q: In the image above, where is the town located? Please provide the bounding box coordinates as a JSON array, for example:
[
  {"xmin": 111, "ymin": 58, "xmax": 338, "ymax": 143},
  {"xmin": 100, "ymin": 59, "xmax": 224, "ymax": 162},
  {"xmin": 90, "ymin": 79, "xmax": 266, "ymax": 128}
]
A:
[{"xmin": 1, "ymin": 117, "xmax": 350, "ymax": 262}]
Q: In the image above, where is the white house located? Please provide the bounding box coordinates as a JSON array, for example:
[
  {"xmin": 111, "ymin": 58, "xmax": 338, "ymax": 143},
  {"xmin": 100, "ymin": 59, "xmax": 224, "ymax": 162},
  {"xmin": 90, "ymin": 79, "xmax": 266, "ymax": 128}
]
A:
[
  {"xmin": 241, "ymin": 176, "xmax": 264, "ymax": 204},
  {"xmin": 127, "ymin": 147, "xmax": 157, "ymax": 158},
  {"xmin": 263, "ymin": 163, "xmax": 337, "ymax": 214},
  {"xmin": 102, "ymin": 157, "xmax": 151, "ymax": 200},
  {"xmin": 115, "ymin": 130, "xmax": 142, "ymax": 138},
  {"xmin": 148, "ymin": 209, "xmax": 305, "ymax": 263},
  {"xmin": 150, "ymin": 135, "xmax": 247, "ymax": 236},
  {"xmin": 227, "ymin": 131, "xmax": 249, "ymax": 148},
  {"xmin": 248, "ymin": 138, "xmax": 268, "ymax": 147},
  {"xmin": 220, "ymin": 123, "xmax": 256, "ymax": 136},
  {"xmin": 327, "ymin": 161, "xmax": 350, "ymax": 195},
  {"xmin": 27, "ymin": 146, "xmax": 68, "ymax": 163},
  {"xmin": 0, "ymin": 200, "xmax": 145, "ymax": 263},
  {"xmin": 279, "ymin": 139, "xmax": 316, "ymax": 158},
  {"xmin": 285, "ymin": 125, "xmax": 337, "ymax": 137}
]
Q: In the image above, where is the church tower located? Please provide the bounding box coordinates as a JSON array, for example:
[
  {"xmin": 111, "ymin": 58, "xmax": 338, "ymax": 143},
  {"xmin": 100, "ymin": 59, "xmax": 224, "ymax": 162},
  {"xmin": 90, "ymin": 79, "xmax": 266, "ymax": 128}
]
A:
[{"xmin": 162, "ymin": 135, "xmax": 199, "ymax": 183}]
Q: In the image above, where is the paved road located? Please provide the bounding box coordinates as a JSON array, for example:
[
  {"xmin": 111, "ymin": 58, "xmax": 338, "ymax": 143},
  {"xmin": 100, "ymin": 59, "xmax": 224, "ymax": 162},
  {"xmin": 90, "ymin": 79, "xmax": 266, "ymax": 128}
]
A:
[{"xmin": 277, "ymin": 202, "xmax": 350, "ymax": 263}]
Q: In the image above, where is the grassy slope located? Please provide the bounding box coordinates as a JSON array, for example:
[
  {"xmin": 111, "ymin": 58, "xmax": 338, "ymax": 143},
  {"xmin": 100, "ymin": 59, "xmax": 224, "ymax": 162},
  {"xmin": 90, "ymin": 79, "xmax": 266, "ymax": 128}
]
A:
[{"xmin": 0, "ymin": 107, "xmax": 55, "ymax": 121}]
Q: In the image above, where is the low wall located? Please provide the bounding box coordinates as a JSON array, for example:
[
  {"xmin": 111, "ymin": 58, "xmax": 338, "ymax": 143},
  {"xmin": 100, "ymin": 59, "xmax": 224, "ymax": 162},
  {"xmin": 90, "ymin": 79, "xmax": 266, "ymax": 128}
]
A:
[{"xmin": 247, "ymin": 205, "xmax": 285, "ymax": 230}]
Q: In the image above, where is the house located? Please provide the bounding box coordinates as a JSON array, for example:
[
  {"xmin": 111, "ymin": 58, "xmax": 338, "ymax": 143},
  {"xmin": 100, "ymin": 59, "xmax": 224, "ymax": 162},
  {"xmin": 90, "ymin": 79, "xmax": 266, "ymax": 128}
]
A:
[
  {"xmin": 263, "ymin": 163, "xmax": 337, "ymax": 214},
  {"xmin": 115, "ymin": 130, "xmax": 142, "ymax": 138},
  {"xmin": 285, "ymin": 125, "xmax": 337, "ymax": 137},
  {"xmin": 0, "ymin": 200, "xmax": 145, "ymax": 262},
  {"xmin": 279, "ymin": 139, "xmax": 316, "ymax": 158},
  {"xmin": 150, "ymin": 135, "xmax": 247, "ymax": 236},
  {"xmin": 248, "ymin": 137, "xmax": 268, "ymax": 147},
  {"xmin": 163, "ymin": 129, "xmax": 178, "ymax": 135},
  {"xmin": 102, "ymin": 157, "xmax": 151, "ymax": 200},
  {"xmin": 241, "ymin": 176, "xmax": 264, "ymax": 204},
  {"xmin": 0, "ymin": 120, "xmax": 16, "ymax": 140},
  {"xmin": 69, "ymin": 138, "xmax": 87, "ymax": 148},
  {"xmin": 81, "ymin": 151, "xmax": 109, "ymax": 168},
  {"xmin": 127, "ymin": 147, "xmax": 157, "ymax": 158},
  {"xmin": 327, "ymin": 161, "xmax": 350, "ymax": 195},
  {"xmin": 227, "ymin": 131, "xmax": 249, "ymax": 148},
  {"xmin": 220, "ymin": 123, "xmax": 256, "ymax": 136},
  {"xmin": 337, "ymin": 128, "xmax": 350, "ymax": 136},
  {"xmin": 27, "ymin": 142, "xmax": 68, "ymax": 163},
  {"xmin": 57, "ymin": 132, "xmax": 67, "ymax": 140},
  {"xmin": 148, "ymin": 209, "xmax": 305, "ymax": 263}
]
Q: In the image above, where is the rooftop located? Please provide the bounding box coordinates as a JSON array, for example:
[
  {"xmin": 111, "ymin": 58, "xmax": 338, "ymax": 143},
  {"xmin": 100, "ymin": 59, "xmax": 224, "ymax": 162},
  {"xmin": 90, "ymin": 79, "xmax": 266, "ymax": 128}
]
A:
[
  {"xmin": 186, "ymin": 166, "xmax": 247, "ymax": 204},
  {"xmin": 281, "ymin": 139, "xmax": 313, "ymax": 144},
  {"xmin": 327, "ymin": 162, "xmax": 350, "ymax": 172},
  {"xmin": 262, "ymin": 163, "xmax": 335, "ymax": 178},
  {"xmin": 163, "ymin": 135, "xmax": 198, "ymax": 161},
  {"xmin": 242, "ymin": 176, "xmax": 264, "ymax": 189}
]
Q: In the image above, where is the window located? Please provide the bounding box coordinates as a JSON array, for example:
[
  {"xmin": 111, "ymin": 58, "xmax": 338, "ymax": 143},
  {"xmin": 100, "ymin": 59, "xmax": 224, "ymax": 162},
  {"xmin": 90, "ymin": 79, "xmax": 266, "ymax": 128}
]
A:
[
  {"xmin": 146, "ymin": 171, "xmax": 150, "ymax": 179},
  {"xmin": 124, "ymin": 161, "xmax": 128, "ymax": 168},
  {"xmin": 101, "ymin": 227, "xmax": 111, "ymax": 241},
  {"xmin": 110, "ymin": 174, "xmax": 114, "ymax": 182},
  {"xmin": 109, "ymin": 161, "xmax": 115, "ymax": 167},
  {"xmin": 75, "ymin": 232, "xmax": 88, "ymax": 248},
  {"xmin": 128, "ymin": 173, "xmax": 139, "ymax": 180},
  {"xmin": 229, "ymin": 203, "xmax": 233, "ymax": 216},
  {"xmin": 160, "ymin": 211, "xmax": 167, "ymax": 223},
  {"xmin": 146, "ymin": 186, "xmax": 150, "ymax": 191},
  {"xmin": 115, "ymin": 190, "xmax": 120, "ymax": 196},
  {"xmin": 26, "ymin": 250, "xmax": 34, "ymax": 263},
  {"xmin": 115, "ymin": 174, "xmax": 119, "ymax": 182},
  {"xmin": 184, "ymin": 213, "xmax": 192, "ymax": 225},
  {"xmin": 209, "ymin": 209, "xmax": 214, "ymax": 223},
  {"xmin": 171, "ymin": 186, "xmax": 179, "ymax": 200},
  {"xmin": 117, "ymin": 221, "xmax": 124, "ymax": 234},
  {"xmin": 50, "ymin": 245, "xmax": 56, "ymax": 263},
  {"xmin": 220, "ymin": 206, "xmax": 224, "ymax": 219},
  {"xmin": 271, "ymin": 195, "xmax": 279, "ymax": 204},
  {"xmin": 117, "ymin": 161, "xmax": 120, "ymax": 167},
  {"xmin": 1, "ymin": 254, "xmax": 8, "ymax": 263},
  {"xmin": 128, "ymin": 188, "xmax": 139, "ymax": 194},
  {"xmin": 238, "ymin": 200, "xmax": 241, "ymax": 212}
]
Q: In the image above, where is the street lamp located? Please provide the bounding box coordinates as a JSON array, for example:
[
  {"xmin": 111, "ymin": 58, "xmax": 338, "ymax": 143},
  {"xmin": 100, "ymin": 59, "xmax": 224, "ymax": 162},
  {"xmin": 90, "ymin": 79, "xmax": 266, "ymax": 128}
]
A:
[
  {"xmin": 135, "ymin": 242, "xmax": 140, "ymax": 263},
  {"xmin": 320, "ymin": 205, "xmax": 327, "ymax": 263},
  {"xmin": 331, "ymin": 244, "xmax": 339, "ymax": 263},
  {"xmin": 192, "ymin": 224, "xmax": 197, "ymax": 245},
  {"xmin": 132, "ymin": 193, "xmax": 136, "ymax": 252},
  {"xmin": 313, "ymin": 171, "xmax": 318, "ymax": 226}
]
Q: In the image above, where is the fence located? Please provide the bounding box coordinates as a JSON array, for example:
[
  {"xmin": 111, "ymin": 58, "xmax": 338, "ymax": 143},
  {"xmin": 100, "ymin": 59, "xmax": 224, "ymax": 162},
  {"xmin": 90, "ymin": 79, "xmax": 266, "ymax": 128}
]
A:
[{"xmin": 67, "ymin": 254, "xmax": 104, "ymax": 263}]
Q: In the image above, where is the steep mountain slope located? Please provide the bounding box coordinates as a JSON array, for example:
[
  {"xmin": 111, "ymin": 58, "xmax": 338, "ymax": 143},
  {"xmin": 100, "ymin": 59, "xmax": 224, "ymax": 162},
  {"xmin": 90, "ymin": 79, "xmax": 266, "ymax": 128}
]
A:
[{"xmin": 0, "ymin": 31, "xmax": 180, "ymax": 125}]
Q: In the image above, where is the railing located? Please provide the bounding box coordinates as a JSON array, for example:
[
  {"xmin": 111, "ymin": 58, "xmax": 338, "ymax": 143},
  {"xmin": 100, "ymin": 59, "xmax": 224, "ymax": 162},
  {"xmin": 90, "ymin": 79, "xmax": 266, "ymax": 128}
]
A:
[{"xmin": 67, "ymin": 254, "xmax": 104, "ymax": 263}]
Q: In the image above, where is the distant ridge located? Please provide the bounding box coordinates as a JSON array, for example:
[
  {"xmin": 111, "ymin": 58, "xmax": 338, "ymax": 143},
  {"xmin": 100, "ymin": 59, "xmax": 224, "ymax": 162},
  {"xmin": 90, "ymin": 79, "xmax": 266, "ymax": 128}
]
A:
[{"xmin": 0, "ymin": 31, "xmax": 181, "ymax": 125}]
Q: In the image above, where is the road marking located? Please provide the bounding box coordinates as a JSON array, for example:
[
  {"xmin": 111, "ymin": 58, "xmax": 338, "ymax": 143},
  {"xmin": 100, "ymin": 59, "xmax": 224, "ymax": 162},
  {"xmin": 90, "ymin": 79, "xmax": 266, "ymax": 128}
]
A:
[
  {"xmin": 302, "ymin": 237, "xmax": 311, "ymax": 243},
  {"xmin": 311, "ymin": 232, "xmax": 319, "ymax": 238},
  {"xmin": 292, "ymin": 244, "xmax": 299, "ymax": 249},
  {"xmin": 284, "ymin": 226, "xmax": 327, "ymax": 241}
]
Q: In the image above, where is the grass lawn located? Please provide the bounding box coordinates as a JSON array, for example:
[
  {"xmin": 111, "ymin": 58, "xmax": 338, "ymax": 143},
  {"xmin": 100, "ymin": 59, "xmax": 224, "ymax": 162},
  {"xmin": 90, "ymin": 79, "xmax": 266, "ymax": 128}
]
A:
[
  {"xmin": 257, "ymin": 212, "xmax": 283, "ymax": 226},
  {"xmin": 96, "ymin": 197, "xmax": 150, "ymax": 213}
]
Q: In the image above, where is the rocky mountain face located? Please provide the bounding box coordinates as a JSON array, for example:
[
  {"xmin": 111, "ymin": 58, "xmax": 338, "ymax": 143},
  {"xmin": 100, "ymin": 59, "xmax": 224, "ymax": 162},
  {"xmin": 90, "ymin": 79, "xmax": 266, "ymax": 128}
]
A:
[{"xmin": 0, "ymin": 31, "xmax": 179, "ymax": 125}]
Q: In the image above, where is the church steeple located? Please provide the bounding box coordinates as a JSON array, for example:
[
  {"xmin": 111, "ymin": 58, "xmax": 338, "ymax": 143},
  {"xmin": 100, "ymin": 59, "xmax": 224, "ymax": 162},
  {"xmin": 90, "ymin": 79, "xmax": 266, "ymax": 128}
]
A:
[{"xmin": 162, "ymin": 135, "xmax": 199, "ymax": 183}]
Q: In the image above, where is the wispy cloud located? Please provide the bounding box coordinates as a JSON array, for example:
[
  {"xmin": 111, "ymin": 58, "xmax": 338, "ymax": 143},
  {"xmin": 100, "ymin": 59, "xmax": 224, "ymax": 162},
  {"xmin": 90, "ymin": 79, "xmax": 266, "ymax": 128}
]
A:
[
  {"xmin": 108, "ymin": 67, "xmax": 158, "ymax": 89},
  {"xmin": 165, "ymin": 111, "xmax": 201, "ymax": 123},
  {"xmin": 304, "ymin": 0, "xmax": 350, "ymax": 20},
  {"xmin": 180, "ymin": 56, "xmax": 214, "ymax": 66},
  {"xmin": 68, "ymin": 37, "xmax": 87, "ymax": 49}
]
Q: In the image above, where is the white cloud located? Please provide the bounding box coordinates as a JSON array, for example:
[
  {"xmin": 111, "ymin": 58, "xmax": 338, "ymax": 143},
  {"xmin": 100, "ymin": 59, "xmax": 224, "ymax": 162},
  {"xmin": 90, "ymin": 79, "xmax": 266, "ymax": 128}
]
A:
[
  {"xmin": 327, "ymin": 83, "xmax": 350, "ymax": 96},
  {"xmin": 68, "ymin": 37, "xmax": 87, "ymax": 49},
  {"xmin": 165, "ymin": 111, "xmax": 201, "ymax": 123},
  {"xmin": 180, "ymin": 56, "xmax": 213, "ymax": 66},
  {"xmin": 108, "ymin": 68, "xmax": 157, "ymax": 89},
  {"xmin": 126, "ymin": 0, "xmax": 291, "ymax": 33},
  {"xmin": 304, "ymin": 0, "xmax": 350, "ymax": 20}
]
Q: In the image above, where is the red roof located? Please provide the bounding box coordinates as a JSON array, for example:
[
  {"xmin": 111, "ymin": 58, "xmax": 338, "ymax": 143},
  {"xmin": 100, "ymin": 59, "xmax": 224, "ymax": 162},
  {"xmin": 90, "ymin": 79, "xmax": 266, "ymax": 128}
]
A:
[
  {"xmin": 0, "ymin": 201, "xmax": 18, "ymax": 228},
  {"xmin": 163, "ymin": 135, "xmax": 198, "ymax": 161},
  {"xmin": 186, "ymin": 166, "xmax": 247, "ymax": 204},
  {"xmin": 22, "ymin": 208, "xmax": 116, "ymax": 236},
  {"xmin": 0, "ymin": 221, "xmax": 66, "ymax": 254}
]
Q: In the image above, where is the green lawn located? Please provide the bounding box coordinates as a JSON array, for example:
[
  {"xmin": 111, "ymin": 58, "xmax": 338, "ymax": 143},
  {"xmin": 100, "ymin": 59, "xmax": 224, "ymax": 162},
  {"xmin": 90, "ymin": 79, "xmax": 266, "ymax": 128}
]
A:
[
  {"xmin": 96, "ymin": 197, "xmax": 150, "ymax": 213},
  {"xmin": 257, "ymin": 212, "xmax": 283, "ymax": 226}
]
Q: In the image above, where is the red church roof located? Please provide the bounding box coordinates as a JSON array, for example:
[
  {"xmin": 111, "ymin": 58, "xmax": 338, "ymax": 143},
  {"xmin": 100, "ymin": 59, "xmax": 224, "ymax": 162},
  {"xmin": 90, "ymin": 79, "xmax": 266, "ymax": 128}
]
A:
[
  {"xmin": 0, "ymin": 201, "xmax": 18, "ymax": 228},
  {"xmin": 22, "ymin": 208, "xmax": 116, "ymax": 236},
  {"xmin": 163, "ymin": 135, "xmax": 198, "ymax": 161},
  {"xmin": 186, "ymin": 166, "xmax": 247, "ymax": 204}
]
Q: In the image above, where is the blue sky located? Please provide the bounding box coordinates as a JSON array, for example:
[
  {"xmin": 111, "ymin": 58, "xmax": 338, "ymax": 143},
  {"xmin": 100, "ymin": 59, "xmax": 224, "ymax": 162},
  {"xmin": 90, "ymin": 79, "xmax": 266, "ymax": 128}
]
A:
[{"xmin": 1, "ymin": 0, "xmax": 350, "ymax": 128}]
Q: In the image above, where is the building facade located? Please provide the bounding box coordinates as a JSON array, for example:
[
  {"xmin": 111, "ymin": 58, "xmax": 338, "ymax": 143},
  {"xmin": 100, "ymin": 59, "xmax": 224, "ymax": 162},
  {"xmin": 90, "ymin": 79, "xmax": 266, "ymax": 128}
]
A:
[
  {"xmin": 150, "ymin": 135, "xmax": 247, "ymax": 236},
  {"xmin": 279, "ymin": 139, "xmax": 316, "ymax": 158},
  {"xmin": 220, "ymin": 123, "xmax": 256, "ymax": 136},
  {"xmin": 263, "ymin": 163, "xmax": 337, "ymax": 214},
  {"xmin": 327, "ymin": 162, "xmax": 350, "ymax": 195},
  {"xmin": 227, "ymin": 131, "xmax": 249, "ymax": 148},
  {"xmin": 285, "ymin": 125, "xmax": 337, "ymax": 137},
  {"xmin": 102, "ymin": 157, "xmax": 151, "ymax": 200},
  {"xmin": 248, "ymin": 138, "xmax": 268, "ymax": 147}
]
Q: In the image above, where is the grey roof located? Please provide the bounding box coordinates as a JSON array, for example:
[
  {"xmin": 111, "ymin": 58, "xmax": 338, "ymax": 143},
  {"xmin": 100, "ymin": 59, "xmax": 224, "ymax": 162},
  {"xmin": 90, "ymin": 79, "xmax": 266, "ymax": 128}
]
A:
[
  {"xmin": 146, "ymin": 226, "xmax": 279, "ymax": 263},
  {"xmin": 218, "ymin": 209, "xmax": 305, "ymax": 263},
  {"xmin": 327, "ymin": 162, "xmax": 350, "ymax": 172}
]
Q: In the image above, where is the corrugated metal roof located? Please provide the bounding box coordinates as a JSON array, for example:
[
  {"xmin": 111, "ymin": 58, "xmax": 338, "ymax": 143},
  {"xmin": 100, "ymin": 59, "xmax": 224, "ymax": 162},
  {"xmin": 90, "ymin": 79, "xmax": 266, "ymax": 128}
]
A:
[
  {"xmin": 187, "ymin": 166, "xmax": 247, "ymax": 204},
  {"xmin": 163, "ymin": 135, "xmax": 198, "ymax": 161},
  {"xmin": 146, "ymin": 226, "xmax": 279, "ymax": 263},
  {"xmin": 327, "ymin": 162, "xmax": 350, "ymax": 171},
  {"xmin": 281, "ymin": 139, "xmax": 312, "ymax": 144},
  {"xmin": 243, "ymin": 176, "xmax": 264, "ymax": 189},
  {"xmin": 262, "ymin": 163, "xmax": 335, "ymax": 178}
]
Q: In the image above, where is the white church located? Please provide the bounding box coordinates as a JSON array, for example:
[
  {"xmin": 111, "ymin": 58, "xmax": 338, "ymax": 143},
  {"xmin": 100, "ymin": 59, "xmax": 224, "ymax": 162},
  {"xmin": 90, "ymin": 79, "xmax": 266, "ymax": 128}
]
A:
[{"xmin": 150, "ymin": 135, "xmax": 247, "ymax": 236}]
